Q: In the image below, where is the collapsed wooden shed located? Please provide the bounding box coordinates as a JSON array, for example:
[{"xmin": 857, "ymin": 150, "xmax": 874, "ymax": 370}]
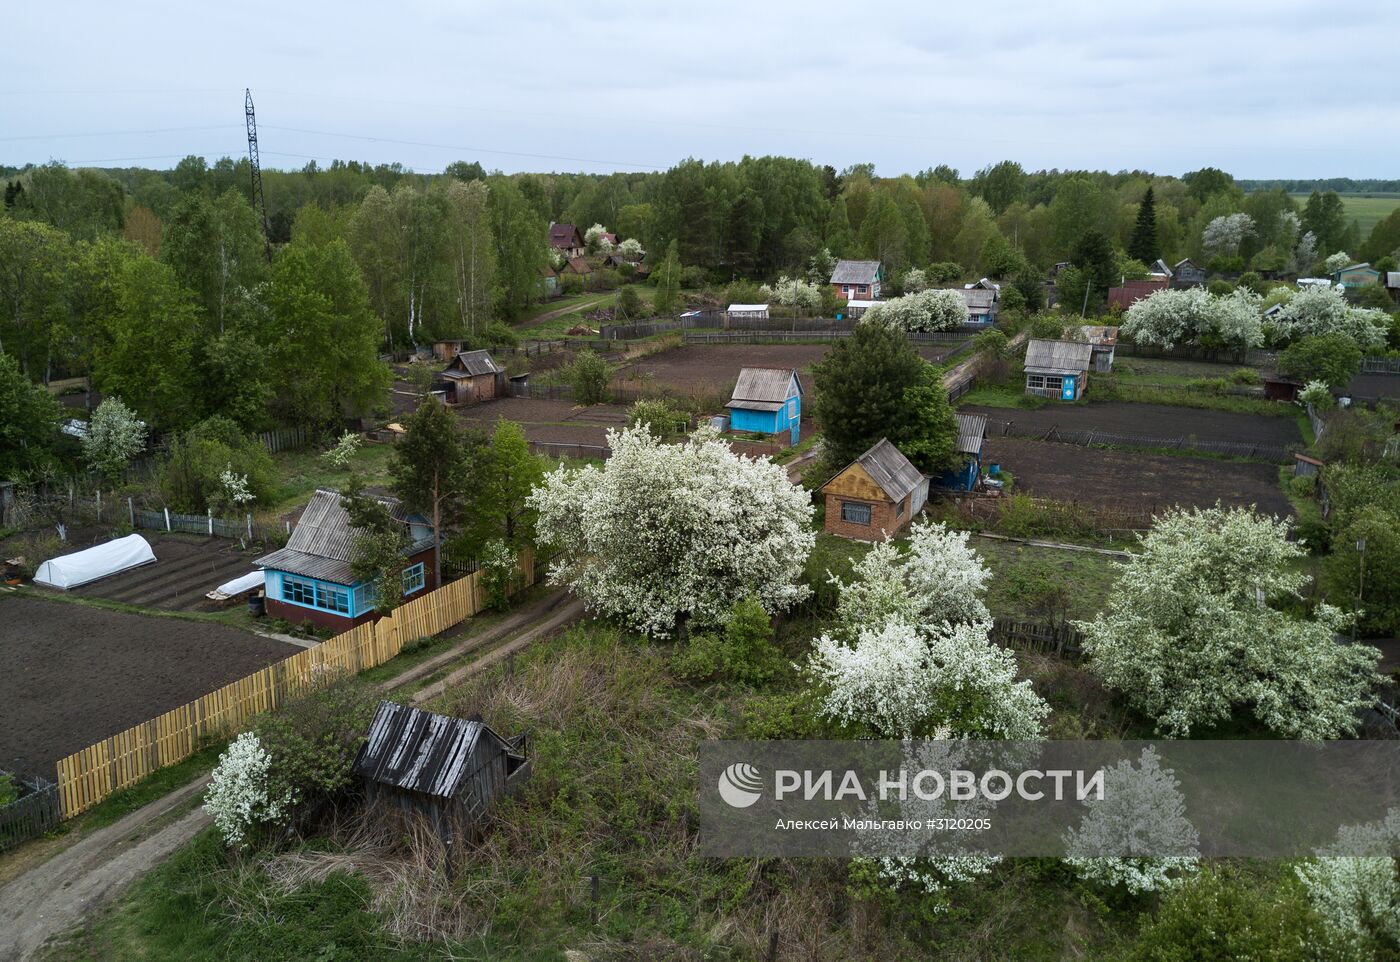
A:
[{"xmin": 352, "ymin": 701, "xmax": 530, "ymax": 846}]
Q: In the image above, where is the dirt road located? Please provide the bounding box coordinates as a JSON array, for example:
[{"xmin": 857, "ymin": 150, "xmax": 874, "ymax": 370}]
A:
[{"xmin": 0, "ymin": 589, "xmax": 584, "ymax": 962}]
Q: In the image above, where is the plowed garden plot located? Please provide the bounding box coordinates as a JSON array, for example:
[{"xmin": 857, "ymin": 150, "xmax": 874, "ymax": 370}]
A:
[
  {"xmin": 614, "ymin": 343, "xmax": 955, "ymax": 396},
  {"xmin": 983, "ymin": 437, "xmax": 1293, "ymax": 517},
  {"xmin": 0, "ymin": 594, "xmax": 297, "ymax": 774},
  {"xmin": 71, "ymin": 535, "xmax": 266, "ymax": 612},
  {"xmin": 963, "ymin": 402, "xmax": 1303, "ymax": 445},
  {"xmin": 454, "ymin": 397, "xmax": 629, "ymax": 446}
]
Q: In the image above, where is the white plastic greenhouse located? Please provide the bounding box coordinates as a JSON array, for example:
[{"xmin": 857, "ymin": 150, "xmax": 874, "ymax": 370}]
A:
[{"xmin": 32, "ymin": 534, "xmax": 157, "ymax": 590}]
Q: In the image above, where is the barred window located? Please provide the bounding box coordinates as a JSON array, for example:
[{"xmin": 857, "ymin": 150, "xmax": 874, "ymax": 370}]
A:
[{"xmin": 841, "ymin": 501, "xmax": 872, "ymax": 525}]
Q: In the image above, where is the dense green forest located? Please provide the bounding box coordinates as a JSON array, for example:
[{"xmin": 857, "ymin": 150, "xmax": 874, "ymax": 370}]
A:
[{"xmin": 4, "ymin": 155, "xmax": 1399, "ymax": 442}]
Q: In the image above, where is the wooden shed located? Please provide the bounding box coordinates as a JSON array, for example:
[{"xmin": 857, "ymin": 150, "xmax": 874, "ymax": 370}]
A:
[
  {"xmin": 441, "ymin": 350, "xmax": 504, "ymax": 405},
  {"xmin": 353, "ymin": 701, "xmax": 530, "ymax": 846},
  {"xmin": 820, "ymin": 438, "xmax": 927, "ymax": 541},
  {"xmin": 935, "ymin": 413, "xmax": 987, "ymax": 492},
  {"xmin": 1024, "ymin": 338, "xmax": 1092, "ymax": 401},
  {"xmin": 726, "ymin": 367, "xmax": 802, "ymax": 445}
]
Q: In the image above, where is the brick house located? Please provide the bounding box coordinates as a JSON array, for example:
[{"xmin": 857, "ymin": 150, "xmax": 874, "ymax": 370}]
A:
[
  {"xmin": 820, "ymin": 439, "xmax": 928, "ymax": 541},
  {"xmin": 830, "ymin": 259, "xmax": 883, "ymax": 301},
  {"xmin": 256, "ymin": 489, "xmax": 436, "ymax": 632}
]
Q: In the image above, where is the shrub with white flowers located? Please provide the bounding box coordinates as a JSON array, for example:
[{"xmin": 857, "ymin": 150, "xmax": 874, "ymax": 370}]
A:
[
  {"xmin": 862, "ymin": 288, "xmax": 969, "ymax": 332},
  {"xmin": 759, "ymin": 275, "xmax": 823, "ymax": 314},
  {"xmin": 1077, "ymin": 505, "xmax": 1382, "ymax": 738},
  {"xmin": 1064, "ymin": 747, "xmax": 1200, "ymax": 894},
  {"xmin": 1298, "ymin": 379, "xmax": 1335, "ymax": 409},
  {"xmin": 203, "ymin": 732, "xmax": 295, "ymax": 849},
  {"xmin": 1323, "ymin": 251, "xmax": 1353, "ymax": 275},
  {"xmin": 82, "ymin": 396, "xmax": 146, "ymax": 482},
  {"xmin": 219, "ymin": 464, "xmax": 255, "ymax": 506},
  {"xmin": 584, "ymin": 223, "xmax": 613, "ymax": 251},
  {"xmin": 1201, "ymin": 212, "xmax": 1255, "ymax": 257},
  {"xmin": 480, "ymin": 537, "xmax": 517, "ymax": 609},
  {"xmin": 1295, "ymin": 809, "xmax": 1400, "ymax": 953},
  {"xmin": 1276, "ymin": 284, "xmax": 1390, "ymax": 350},
  {"xmin": 528, "ymin": 425, "xmax": 814, "ymax": 637},
  {"xmin": 320, "ymin": 430, "xmax": 362, "ymax": 469},
  {"xmin": 1122, "ymin": 286, "xmax": 1264, "ymax": 350}
]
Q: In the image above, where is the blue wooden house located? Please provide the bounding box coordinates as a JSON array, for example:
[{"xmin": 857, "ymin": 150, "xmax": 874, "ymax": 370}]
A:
[
  {"xmin": 726, "ymin": 367, "xmax": 803, "ymax": 446},
  {"xmin": 255, "ymin": 488, "xmax": 436, "ymax": 631},
  {"xmin": 936, "ymin": 413, "xmax": 988, "ymax": 491},
  {"xmin": 1024, "ymin": 338, "xmax": 1093, "ymax": 401}
]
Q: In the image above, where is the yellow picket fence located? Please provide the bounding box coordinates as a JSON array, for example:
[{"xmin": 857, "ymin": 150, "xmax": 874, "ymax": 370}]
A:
[{"xmin": 54, "ymin": 550, "xmax": 533, "ymax": 818}]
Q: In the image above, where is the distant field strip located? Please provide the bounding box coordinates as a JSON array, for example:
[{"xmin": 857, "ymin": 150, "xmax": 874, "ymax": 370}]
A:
[{"xmin": 1287, "ymin": 193, "xmax": 1400, "ymax": 235}]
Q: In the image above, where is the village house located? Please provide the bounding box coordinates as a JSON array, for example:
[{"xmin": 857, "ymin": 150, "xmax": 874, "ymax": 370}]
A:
[
  {"xmin": 596, "ymin": 231, "xmax": 618, "ymax": 249},
  {"xmin": 820, "ymin": 438, "xmax": 929, "ymax": 541},
  {"xmin": 354, "ymin": 701, "xmax": 530, "ymax": 846},
  {"xmin": 561, "ymin": 256, "xmax": 596, "ymax": 288},
  {"xmin": 830, "ymin": 259, "xmax": 883, "ymax": 301},
  {"xmin": 440, "ymin": 349, "xmax": 504, "ymax": 405},
  {"xmin": 936, "ymin": 413, "xmax": 987, "ymax": 492},
  {"xmin": 1148, "ymin": 258, "xmax": 1173, "ymax": 280},
  {"xmin": 1024, "ymin": 338, "xmax": 1093, "ymax": 401},
  {"xmin": 959, "ymin": 287, "xmax": 999, "ymax": 325},
  {"xmin": 1107, "ymin": 277, "xmax": 1168, "ymax": 311},
  {"xmin": 431, "ymin": 339, "xmax": 467, "ymax": 361},
  {"xmin": 725, "ymin": 367, "xmax": 802, "ymax": 445},
  {"xmin": 1172, "ymin": 258, "xmax": 1207, "ymax": 286},
  {"xmin": 255, "ymin": 489, "xmax": 436, "ymax": 632},
  {"xmin": 1079, "ymin": 324, "xmax": 1119, "ymax": 372},
  {"xmin": 548, "ymin": 223, "xmax": 585, "ymax": 259},
  {"xmin": 1333, "ymin": 262, "xmax": 1381, "ymax": 289}
]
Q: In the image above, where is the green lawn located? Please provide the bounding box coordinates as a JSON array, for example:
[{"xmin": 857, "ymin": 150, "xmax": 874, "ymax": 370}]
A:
[
  {"xmin": 973, "ymin": 536, "xmax": 1123, "ymax": 623},
  {"xmin": 266, "ymin": 442, "xmax": 396, "ymax": 514},
  {"xmin": 1288, "ymin": 192, "xmax": 1400, "ymax": 236}
]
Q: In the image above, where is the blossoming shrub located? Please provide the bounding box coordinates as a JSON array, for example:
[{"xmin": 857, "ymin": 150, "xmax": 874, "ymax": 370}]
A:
[
  {"xmin": 1295, "ymin": 809, "xmax": 1400, "ymax": 957},
  {"xmin": 204, "ymin": 732, "xmax": 294, "ymax": 849},
  {"xmin": 1077, "ymin": 505, "xmax": 1381, "ymax": 738},
  {"xmin": 529, "ymin": 425, "xmax": 814, "ymax": 637},
  {"xmin": 321, "ymin": 430, "xmax": 363, "ymax": 469}
]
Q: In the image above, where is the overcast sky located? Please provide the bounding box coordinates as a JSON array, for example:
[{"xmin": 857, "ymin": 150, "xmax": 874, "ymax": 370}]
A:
[{"xmin": 4, "ymin": 0, "xmax": 1396, "ymax": 180}]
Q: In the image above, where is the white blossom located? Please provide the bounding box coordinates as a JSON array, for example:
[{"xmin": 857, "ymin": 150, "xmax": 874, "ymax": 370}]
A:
[
  {"xmin": 219, "ymin": 464, "xmax": 255, "ymax": 506},
  {"xmin": 1323, "ymin": 251, "xmax": 1353, "ymax": 275},
  {"xmin": 1064, "ymin": 747, "xmax": 1200, "ymax": 894},
  {"xmin": 584, "ymin": 223, "xmax": 613, "ymax": 251},
  {"xmin": 1294, "ymin": 230, "xmax": 1318, "ymax": 273},
  {"xmin": 82, "ymin": 396, "xmax": 146, "ymax": 480},
  {"xmin": 759, "ymin": 275, "xmax": 823, "ymax": 313},
  {"xmin": 902, "ymin": 267, "xmax": 929, "ymax": 293},
  {"xmin": 1296, "ymin": 809, "xmax": 1400, "ymax": 952},
  {"xmin": 1077, "ymin": 506, "xmax": 1381, "ymax": 738},
  {"xmin": 1276, "ymin": 284, "xmax": 1390, "ymax": 350},
  {"xmin": 528, "ymin": 425, "xmax": 814, "ymax": 637},
  {"xmin": 862, "ymin": 289, "xmax": 969, "ymax": 332},
  {"xmin": 1298, "ymin": 380, "xmax": 1334, "ymax": 409},
  {"xmin": 1201, "ymin": 212, "xmax": 1255, "ymax": 257},
  {"xmin": 1122, "ymin": 286, "xmax": 1264, "ymax": 350},
  {"xmin": 203, "ymin": 732, "xmax": 294, "ymax": 850},
  {"xmin": 618, "ymin": 237, "xmax": 644, "ymax": 260},
  {"xmin": 320, "ymin": 431, "xmax": 362, "ymax": 469}
]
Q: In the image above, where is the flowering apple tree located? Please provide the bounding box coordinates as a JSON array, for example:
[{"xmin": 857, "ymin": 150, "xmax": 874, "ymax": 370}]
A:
[
  {"xmin": 204, "ymin": 732, "xmax": 295, "ymax": 849},
  {"xmin": 528, "ymin": 425, "xmax": 814, "ymax": 637},
  {"xmin": 1077, "ymin": 505, "xmax": 1382, "ymax": 738},
  {"xmin": 863, "ymin": 288, "xmax": 969, "ymax": 332},
  {"xmin": 82, "ymin": 396, "xmax": 147, "ymax": 483}
]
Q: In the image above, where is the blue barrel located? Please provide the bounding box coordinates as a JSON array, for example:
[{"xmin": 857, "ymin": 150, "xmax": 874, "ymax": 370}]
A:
[{"xmin": 988, "ymin": 463, "xmax": 1001, "ymax": 476}]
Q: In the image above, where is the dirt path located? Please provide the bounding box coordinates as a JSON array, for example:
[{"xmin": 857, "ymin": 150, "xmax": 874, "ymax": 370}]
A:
[
  {"xmin": 942, "ymin": 329, "xmax": 1026, "ymax": 391},
  {"xmin": 0, "ymin": 589, "xmax": 584, "ymax": 962},
  {"xmin": 517, "ymin": 294, "xmax": 611, "ymax": 329}
]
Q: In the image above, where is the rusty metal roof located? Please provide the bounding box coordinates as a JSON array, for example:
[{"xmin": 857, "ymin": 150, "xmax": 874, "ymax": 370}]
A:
[
  {"xmin": 255, "ymin": 488, "xmax": 412, "ymax": 584},
  {"xmin": 1024, "ymin": 338, "xmax": 1092, "ymax": 375},
  {"xmin": 955, "ymin": 413, "xmax": 987, "ymax": 456},
  {"xmin": 728, "ymin": 367, "xmax": 800, "ymax": 411},
  {"xmin": 855, "ymin": 438, "xmax": 923, "ymax": 501},
  {"xmin": 830, "ymin": 259, "xmax": 881, "ymax": 285},
  {"xmin": 352, "ymin": 701, "xmax": 512, "ymax": 800},
  {"xmin": 548, "ymin": 223, "xmax": 581, "ymax": 248}
]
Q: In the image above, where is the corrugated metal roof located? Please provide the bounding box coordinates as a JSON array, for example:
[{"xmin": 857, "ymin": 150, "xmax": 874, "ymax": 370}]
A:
[
  {"xmin": 353, "ymin": 701, "xmax": 511, "ymax": 800},
  {"xmin": 255, "ymin": 488, "xmax": 412, "ymax": 585},
  {"xmin": 959, "ymin": 288, "xmax": 997, "ymax": 310},
  {"xmin": 1387, "ymin": 272, "xmax": 1400, "ymax": 288},
  {"xmin": 1079, "ymin": 325, "xmax": 1119, "ymax": 346},
  {"xmin": 730, "ymin": 367, "xmax": 800, "ymax": 405},
  {"xmin": 955, "ymin": 413, "xmax": 986, "ymax": 456},
  {"xmin": 856, "ymin": 438, "xmax": 923, "ymax": 501},
  {"xmin": 446, "ymin": 350, "xmax": 501, "ymax": 377},
  {"xmin": 830, "ymin": 259, "xmax": 881, "ymax": 285},
  {"xmin": 1024, "ymin": 338, "xmax": 1092, "ymax": 375}
]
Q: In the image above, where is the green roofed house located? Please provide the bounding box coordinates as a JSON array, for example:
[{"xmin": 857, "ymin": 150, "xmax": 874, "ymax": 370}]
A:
[{"xmin": 1333, "ymin": 262, "xmax": 1381, "ymax": 289}]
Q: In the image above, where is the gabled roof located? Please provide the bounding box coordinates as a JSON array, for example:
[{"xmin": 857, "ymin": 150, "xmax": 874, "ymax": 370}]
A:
[
  {"xmin": 1024, "ymin": 338, "xmax": 1092, "ymax": 376},
  {"xmin": 955, "ymin": 413, "xmax": 986, "ymax": 457},
  {"xmin": 444, "ymin": 349, "xmax": 501, "ymax": 378},
  {"xmin": 1337, "ymin": 262, "xmax": 1378, "ymax": 274},
  {"xmin": 1149, "ymin": 258, "xmax": 1173, "ymax": 277},
  {"xmin": 1173, "ymin": 258, "xmax": 1201, "ymax": 270},
  {"xmin": 830, "ymin": 259, "xmax": 882, "ymax": 285},
  {"xmin": 959, "ymin": 288, "xmax": 998, "ymax": 310},
  {"xmin": 256, "ymin": 488, "xmax": 420, "ymax": 585},
  {"xmin": 842, "ymin": 438, "xmax": 923, "ymax": 502},
  {"xmin": 538, "ymin": 265, "xmax": 557, "ymax": 278},
  {"xmin": 563, "ymin": 256, "xmax": 593, "ymax": 275},
  {"xmin": 966, "ymin": 277, "xmax": 1000, "ymax": 291},
  {"xmin": 548, "ymin": 223, "xmax": 582, "ymax": 248},
  {"xmin": 353, "ymin": 701, "xmax": 514, "ymax": 801},
  {"xmin": 727, "ymin": 367, "xmax": 800, "ymax": 412}
]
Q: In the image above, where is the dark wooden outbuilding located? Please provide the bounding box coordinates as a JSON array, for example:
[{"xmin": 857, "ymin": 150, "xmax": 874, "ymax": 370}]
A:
[{"xmin": 353, "ymin": 701, "xmax": 530, "ymax": 846}]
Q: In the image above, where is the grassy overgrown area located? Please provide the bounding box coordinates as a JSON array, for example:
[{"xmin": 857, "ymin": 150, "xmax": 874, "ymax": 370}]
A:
[{"xmin": 266, "ymin": 441, "xmax": 397, "ymax": 514}]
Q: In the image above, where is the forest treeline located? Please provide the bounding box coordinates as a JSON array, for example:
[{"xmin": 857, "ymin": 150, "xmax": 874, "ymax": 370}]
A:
[{"xmin": 4, "ymin": 155, "xmax": 1399, "ymax": 438}]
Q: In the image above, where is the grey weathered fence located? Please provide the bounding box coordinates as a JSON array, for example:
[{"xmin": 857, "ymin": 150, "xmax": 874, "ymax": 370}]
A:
[
  {"xmin": 0, "ymin": 772, "xmax": 61, "ymax": 851},
  {"xmin": 255, "ymin": 425, "xmax": 309, "ymax": 455},
  {"xmin": 1360, "ymin": 356, "xmax": 1400, "ymax": 375},
  {"xmin": 682, "ymin": 330, "xmax": 969, "ymax": 347},
  {"xmin": 528, "ymin": 441, "xmax": 611, "ymax": 461},
  {"xmin": 990, "ymin": 619, "xmax": 1085, "ymax": 660},
  {"xmin": 984, "ymin": 417, "xmax": 1297, "ymax": 462}
]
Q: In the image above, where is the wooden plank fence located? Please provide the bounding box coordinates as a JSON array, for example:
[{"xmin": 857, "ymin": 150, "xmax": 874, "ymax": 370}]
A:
[
  {"xmin": 990, "ymin": 619, "xmax": 1086, "ymax": 660},
  {"xmin": 0, "ymin": 773, "xmax": 61, "ymax": 851},
  {"xmin": 53, "ymin": 550, "xmax": 534, "ymax": 819},
  {"xmin": 257, "ymin": 425, "xmax": 310, "ymax": 455},
  {"xmin": 1360, "ymin": 356, "xmax": 1400, "ymax": 375},
  {"xmin": 683, "ymin": 330, "xmax": 969, "ymax": 347}
]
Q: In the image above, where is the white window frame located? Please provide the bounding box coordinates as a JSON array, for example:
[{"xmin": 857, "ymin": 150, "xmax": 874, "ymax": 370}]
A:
[
  {"xmin": 402, "ymin": 562, "xmax": 426, "ymax": 596},
  {"xmin": 841, "ymin": 501, "xmax": 873, "ymax": 525}
]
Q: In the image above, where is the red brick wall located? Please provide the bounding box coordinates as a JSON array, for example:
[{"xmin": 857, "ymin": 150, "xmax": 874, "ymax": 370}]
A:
[{"xmin": 823, "ymin": 493, "xmax": 912, "ymax": 541}]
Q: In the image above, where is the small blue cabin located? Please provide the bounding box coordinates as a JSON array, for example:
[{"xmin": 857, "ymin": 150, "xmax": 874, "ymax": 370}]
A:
[
  {"xmin": 936, "ymin": 413, "xmax": 988, "ymax": 491},
  {"xmin": 1023, "ymin": 338, "xmax": 1093, "ymax": 402},
  {"xmin": 726, "ymin": 367, "xmax": 803, "ymax": 445}
]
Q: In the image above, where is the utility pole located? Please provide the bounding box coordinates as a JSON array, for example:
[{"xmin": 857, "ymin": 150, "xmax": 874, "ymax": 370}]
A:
[{"xmin": 245, "ymin": 88, "xmax": 272, "ymax": 263}]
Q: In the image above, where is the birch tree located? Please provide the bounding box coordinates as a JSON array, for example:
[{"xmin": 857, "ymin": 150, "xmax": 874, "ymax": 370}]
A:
[{"xmin": 444, "ymin": 180, "xmax": 495, "ymax": 336}]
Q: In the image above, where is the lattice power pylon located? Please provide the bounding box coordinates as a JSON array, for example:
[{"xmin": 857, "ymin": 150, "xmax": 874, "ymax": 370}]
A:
[{"xmin": 244, "ymin": 88, "xmax": 272, "ymax": 262}]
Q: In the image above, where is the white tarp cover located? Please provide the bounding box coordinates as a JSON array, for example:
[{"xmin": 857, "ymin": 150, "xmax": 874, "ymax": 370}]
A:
[
  {"xmin": 33, "ymin": 533, "xmax": 156, "ymax": 590},
  {"xmin": 209, "ymin": 569, "xmax": 264, "ymax": 600}
]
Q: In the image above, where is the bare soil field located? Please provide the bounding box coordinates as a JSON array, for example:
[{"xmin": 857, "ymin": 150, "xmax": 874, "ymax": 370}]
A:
[
  {"xmin": 73, "ymin": 535, "xmax": 265, "ymax": 612},
  {"xmin": 615, "ymin": 343, "xmax": 955, "ymax": 396},
  {"xmin": 964, "ymin": 402, "xmax": 1303, "ymax": 445},
  {"xmin": 983, "ymin": 437, "xmax": 1293, "ymax": 517},
  {"xmin": 0, "ymin": 594, "xmax": 297, "ymax": 775},
  {"xmin": 1347, "ymin": 373, "xmax": 1400, "ymax": 402},
  {"xmin": 455, "ymin": 396, "xmax": 630, "ymax": 447}
]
